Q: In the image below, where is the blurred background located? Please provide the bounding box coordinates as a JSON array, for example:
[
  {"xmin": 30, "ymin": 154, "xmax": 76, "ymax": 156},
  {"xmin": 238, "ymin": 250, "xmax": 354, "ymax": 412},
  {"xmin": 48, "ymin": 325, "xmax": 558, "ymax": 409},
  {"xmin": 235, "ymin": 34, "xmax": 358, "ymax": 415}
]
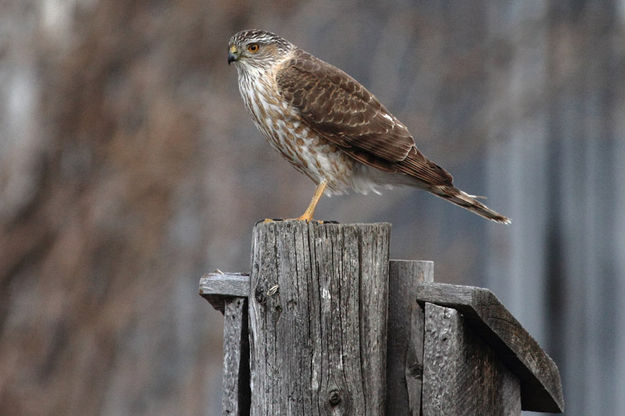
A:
[{"xmin": 1, "ymin": 0, "xmax": 623, "ymax": 415}]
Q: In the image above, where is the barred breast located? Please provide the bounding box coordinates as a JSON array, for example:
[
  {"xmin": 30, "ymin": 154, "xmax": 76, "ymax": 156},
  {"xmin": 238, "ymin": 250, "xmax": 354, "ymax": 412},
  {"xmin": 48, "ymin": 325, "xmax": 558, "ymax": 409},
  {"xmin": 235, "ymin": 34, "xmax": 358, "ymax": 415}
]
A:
[{"xmin": 236, "ymin": 60, "xmax": 359, "ymax": 195}]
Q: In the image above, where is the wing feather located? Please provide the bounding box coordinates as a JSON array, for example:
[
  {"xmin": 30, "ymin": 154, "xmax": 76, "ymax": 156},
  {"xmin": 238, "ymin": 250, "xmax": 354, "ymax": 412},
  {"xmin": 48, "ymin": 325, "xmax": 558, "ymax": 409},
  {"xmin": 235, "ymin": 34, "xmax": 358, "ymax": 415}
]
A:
[
  {"xmin": 276, "ymin": 49, "xmax": 414, "ymax": 162},
  {"xmin": 276, "ymin": 49, "xmax": 453, "ymax": 186}
]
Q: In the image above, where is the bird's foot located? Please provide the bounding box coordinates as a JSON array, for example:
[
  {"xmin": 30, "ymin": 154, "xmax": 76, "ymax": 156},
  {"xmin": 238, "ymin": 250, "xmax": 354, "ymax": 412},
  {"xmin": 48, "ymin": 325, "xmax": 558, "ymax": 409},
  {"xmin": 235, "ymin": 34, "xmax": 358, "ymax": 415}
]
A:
[
  {"xmin": 257, "ymin": 217, "xmax": 315, "ymax": 223},
  {"xmin": 256, "ymin": 218, "xmax": 338, "ymax": 225},
  {"xmin": 256, "ymin": 181, "xmax": 332, "ymax": 225},
  {"xmin": 294, "ymin": 212, "xmax": 314, "ymax": 222},
  {"xmin": 285, "ymin": 217, "xmax": 333, "ymax": 224},
  {"xmin": 255, "ymin": 218, "xmax": 283, "ymax": 225}
]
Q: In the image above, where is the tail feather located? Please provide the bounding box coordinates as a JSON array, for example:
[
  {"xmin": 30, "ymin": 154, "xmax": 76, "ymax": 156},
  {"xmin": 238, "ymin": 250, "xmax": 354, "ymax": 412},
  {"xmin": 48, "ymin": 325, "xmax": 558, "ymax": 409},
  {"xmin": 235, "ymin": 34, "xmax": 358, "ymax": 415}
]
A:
[{"xmin": 428, "ymin": 185, "xmax": 511, "ymax": 224}]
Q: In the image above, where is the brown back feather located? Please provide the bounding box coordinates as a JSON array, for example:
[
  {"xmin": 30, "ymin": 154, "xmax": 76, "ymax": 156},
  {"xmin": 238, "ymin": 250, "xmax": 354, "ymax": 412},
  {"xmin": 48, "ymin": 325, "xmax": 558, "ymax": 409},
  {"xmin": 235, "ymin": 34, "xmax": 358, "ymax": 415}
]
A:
[
  {"xmin": 276, "ymin": 49, "xmax": 454, "ymax": 187},
  {"xmin": 277, "ymin": 49, "xmax": 414, "ymax": 162}
]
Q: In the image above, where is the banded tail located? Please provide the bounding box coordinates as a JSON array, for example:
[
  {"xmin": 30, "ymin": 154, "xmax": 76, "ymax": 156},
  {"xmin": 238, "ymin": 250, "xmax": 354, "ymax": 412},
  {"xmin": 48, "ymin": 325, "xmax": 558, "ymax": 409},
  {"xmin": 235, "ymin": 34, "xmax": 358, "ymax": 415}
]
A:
[{"xmin": 428, "ymin": 185, "xmax": 511, "ymax": 224}]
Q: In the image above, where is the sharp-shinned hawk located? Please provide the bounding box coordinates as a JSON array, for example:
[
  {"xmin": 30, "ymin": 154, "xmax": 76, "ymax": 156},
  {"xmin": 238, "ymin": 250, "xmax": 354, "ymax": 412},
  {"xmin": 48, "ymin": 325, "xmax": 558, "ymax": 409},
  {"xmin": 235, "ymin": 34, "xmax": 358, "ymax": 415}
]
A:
[{"xmin": 228, "ymin": 29, "xmax": 510, "ymax": 224}]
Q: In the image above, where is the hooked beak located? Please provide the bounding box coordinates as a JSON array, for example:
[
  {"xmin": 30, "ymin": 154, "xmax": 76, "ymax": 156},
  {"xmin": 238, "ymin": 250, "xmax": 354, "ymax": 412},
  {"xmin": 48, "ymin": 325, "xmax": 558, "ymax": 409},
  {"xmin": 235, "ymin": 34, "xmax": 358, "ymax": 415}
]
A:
[{"xmin": 228, "ymin": 45, "xmax": 240, "ymax": 64}]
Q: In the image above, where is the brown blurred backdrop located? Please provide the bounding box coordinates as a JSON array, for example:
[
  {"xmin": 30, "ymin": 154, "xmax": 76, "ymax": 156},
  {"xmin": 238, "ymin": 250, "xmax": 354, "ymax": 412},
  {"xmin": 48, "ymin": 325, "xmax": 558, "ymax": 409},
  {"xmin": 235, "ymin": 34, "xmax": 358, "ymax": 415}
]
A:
[{"xmin": 1, "ymin": 1, "xmax": 624, "ymax": 415}]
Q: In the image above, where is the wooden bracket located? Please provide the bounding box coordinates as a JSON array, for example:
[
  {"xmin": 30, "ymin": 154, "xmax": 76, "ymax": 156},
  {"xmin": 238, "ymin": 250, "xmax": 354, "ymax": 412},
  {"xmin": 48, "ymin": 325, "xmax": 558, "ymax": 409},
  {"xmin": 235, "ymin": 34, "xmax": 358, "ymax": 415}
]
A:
[{"xmin": 416, "ymin": 282, "xmax": 564, "ymax": 413}]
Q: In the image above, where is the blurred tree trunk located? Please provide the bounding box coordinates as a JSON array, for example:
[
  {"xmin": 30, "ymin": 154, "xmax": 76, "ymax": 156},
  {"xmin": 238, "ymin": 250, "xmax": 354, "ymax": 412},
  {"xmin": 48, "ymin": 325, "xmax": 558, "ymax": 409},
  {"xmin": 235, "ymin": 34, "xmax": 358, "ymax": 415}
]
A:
[{"xmin": 0, "ymin": 1, "xmax": 225, "ymax": 415}]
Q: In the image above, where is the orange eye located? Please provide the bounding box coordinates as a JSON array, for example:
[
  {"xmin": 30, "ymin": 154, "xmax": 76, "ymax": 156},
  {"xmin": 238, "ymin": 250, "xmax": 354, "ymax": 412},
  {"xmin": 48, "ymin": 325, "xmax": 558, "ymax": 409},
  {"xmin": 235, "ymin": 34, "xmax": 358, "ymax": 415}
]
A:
[{"xmin": 247, "ymin": 43, "xmax": 259, "ymax": 53}]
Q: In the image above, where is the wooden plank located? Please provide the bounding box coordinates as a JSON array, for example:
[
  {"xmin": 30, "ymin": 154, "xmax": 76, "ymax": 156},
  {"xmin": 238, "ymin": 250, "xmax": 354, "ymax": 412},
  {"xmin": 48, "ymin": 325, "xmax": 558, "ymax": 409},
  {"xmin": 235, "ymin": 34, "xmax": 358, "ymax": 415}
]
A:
[
  {"xmin": 199, "ymin": 272, "xmax": 249, "ymax": 297},
  {"xmin": 422, "ymin": 303, "xmax": 521, "ymax": 416},
  {"xmin": 199, "ymin": 273, "xmax": 249, "ymax": 313},
  {"xmin": 248, "ymin": 221, "xmax": 390, "ymax": 416},
  {"xmin": 221, "ymin": 297, "xmax": 250, "ymax": 416},
  {"xmin": 386, "ymin": 260, "xmax": 433, "ymax": 416},
  {"xmin": 416, "ymin": 282, "xmax": 564, "ymax": 413}
]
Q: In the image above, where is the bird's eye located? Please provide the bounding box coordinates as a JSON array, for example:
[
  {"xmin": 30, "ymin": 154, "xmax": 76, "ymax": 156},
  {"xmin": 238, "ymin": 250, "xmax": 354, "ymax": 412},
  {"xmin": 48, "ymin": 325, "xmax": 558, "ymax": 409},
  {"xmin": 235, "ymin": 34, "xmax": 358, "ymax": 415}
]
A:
[{"xmin": 247, "ymin": 43, "xmax": 259, "ymax": 53}]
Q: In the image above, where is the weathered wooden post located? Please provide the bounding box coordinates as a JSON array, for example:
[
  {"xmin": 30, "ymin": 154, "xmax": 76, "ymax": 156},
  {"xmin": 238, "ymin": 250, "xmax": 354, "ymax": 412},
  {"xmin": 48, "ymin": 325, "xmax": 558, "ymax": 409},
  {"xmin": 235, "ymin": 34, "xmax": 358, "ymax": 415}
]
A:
[
  {"xmin": 200, "ymin": 221, "xmax": 564, "ymax": 415},
  {"xmin": 249, "ymin": 221, "xmax": 390, "ymax": 415},
  {"xmin": 386, "ymin": 260, "xmax": 433, "ymax": 415}
]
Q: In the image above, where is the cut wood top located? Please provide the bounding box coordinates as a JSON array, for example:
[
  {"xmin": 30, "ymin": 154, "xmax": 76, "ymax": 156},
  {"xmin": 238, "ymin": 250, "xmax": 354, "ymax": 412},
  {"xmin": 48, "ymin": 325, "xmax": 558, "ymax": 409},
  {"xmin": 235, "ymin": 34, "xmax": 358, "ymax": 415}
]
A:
[
  {"xmin": 199, "ymin": 272, "xmax": 249, "ymax": 313},
  {"xmin": 416, "ymin": 282, "xmax": 564, "ymax": 413}
]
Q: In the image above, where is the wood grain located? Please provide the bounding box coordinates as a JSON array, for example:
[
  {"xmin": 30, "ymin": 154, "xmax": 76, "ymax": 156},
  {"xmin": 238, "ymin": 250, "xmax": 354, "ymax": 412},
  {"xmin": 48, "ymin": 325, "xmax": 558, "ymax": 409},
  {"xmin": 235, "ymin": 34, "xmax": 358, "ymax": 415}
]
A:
[
  {"xmin": 248, "ymin": 221, "xmax": 390, "ymax": 416},
  {"xmin": 222, "ymin": 298, "xmax": 251, "ymax": 415},
  {"xmin": 199, "ymin": 273, "xmax": 250, "ymax": 313},
  {"xmin": 386, "ymin": 260, "xmax": 433, "ymax": 416},
  {"xmin": 422, "ymin": 303, "xmax": 521, "ymax": 416},
  {"xmin": 417, "ymin": 282, "xmax": 564, "ymax": 413}
]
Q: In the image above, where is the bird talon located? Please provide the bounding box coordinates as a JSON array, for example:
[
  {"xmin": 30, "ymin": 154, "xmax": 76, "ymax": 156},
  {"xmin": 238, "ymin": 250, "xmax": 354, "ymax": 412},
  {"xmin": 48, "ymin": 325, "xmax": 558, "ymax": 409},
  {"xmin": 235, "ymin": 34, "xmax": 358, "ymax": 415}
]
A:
[
  {"xmin": 281, "ymin": 217, "xmax": 311, "ymax": 222},
  {"xmin": 255, "ymin": 218, "xmax": 284, "ymax": 225}
]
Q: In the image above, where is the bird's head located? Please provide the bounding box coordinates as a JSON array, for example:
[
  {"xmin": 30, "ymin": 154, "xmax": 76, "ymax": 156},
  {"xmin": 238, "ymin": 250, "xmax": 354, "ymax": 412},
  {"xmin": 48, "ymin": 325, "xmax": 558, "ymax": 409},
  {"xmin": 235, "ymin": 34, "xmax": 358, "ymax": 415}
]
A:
[{"xmin": 228, "ymin": 30, "xmax": 293, "ymax": 71}]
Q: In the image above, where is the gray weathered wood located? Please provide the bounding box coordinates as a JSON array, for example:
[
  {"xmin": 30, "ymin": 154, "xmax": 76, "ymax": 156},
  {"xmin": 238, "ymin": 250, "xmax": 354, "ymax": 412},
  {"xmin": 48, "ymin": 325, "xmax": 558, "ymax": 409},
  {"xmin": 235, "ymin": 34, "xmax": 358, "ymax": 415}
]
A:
[
  {"xmin": 248, "ymin": 221, "xmax": 390, "ymax": 416},
  {"xmin": 221, "ymin": 297, "xmax": 250, "ymax": 416},
  {"xmin": 422, "ymin": 303, "xmax": 521, "ymax": 416},
  {"xmin": 199, "ymin": 272, "xmax": 249, "ymax": 313},
  {"xmin": 386, "ymin": 260, "xmax": 433, "ymax": 416},
  {"xmin": 416, "ymin": 282, "xmax": 564, "ymax": 413},
  {"xmin": 199, "ymin": 226, "xmax": 564, "ymax": 414}
]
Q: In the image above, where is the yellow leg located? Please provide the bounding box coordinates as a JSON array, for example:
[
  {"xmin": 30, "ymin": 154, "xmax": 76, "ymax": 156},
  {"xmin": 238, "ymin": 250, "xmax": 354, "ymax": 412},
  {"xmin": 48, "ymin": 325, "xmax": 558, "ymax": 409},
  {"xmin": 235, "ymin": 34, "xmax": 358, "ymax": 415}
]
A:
[{"xmin": 296, "ymin": 180, "xmax": 327, "ymax": 222}]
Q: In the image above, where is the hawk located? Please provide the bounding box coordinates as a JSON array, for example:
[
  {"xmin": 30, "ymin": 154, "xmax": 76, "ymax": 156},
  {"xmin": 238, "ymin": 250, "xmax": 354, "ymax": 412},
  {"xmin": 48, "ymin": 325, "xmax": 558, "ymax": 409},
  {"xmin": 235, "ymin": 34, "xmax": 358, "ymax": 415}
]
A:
[{"xmin": 228, "ymin": 29, "xmax": 510, "ymax": 224}]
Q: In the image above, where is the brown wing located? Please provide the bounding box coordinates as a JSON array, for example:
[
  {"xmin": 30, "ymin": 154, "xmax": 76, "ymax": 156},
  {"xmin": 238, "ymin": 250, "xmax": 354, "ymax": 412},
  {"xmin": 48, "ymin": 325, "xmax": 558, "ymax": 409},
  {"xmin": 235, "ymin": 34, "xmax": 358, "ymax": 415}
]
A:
[{"xmin": 276, "ymin": 49, "xmax": 453, "ymax": 185}]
